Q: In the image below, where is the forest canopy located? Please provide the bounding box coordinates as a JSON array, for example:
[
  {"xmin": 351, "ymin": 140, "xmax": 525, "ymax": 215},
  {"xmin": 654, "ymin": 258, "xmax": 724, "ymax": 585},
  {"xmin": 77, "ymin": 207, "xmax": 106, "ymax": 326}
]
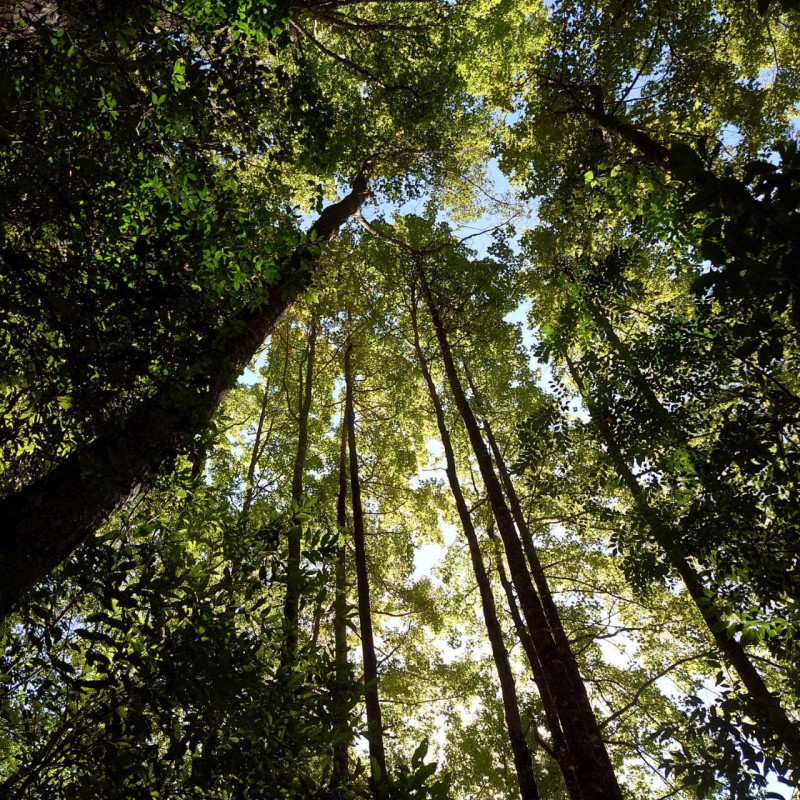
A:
[{"xmin": 1, "ymin": 0, "xmax": 799, "ymax": 797}]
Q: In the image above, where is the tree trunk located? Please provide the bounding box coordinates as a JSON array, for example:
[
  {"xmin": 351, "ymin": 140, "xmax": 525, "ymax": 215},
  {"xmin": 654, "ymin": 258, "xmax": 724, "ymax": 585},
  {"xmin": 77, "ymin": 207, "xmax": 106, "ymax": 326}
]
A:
[
  {"xmin": 564, "ymin": 353, "xmax": 800, "ymax": 764},
  {"xmin": 581, "ymin": 86, "xmax": 771, "ymax": 219},
  {"xmin": 344, "ymin": 340, "xmax": 387, "ymax": 794},
  {"xmin": 242, "ymin": 366, "xmax": 275, "ymax": 513},
  {"xmin": 581, "ymin": 296, "xmax": 675, "ymax": 435},
  {"xmin": 332, "ymin": 417, "xmax": 351, "ymax": 787},
  {"xmin": 410, "ymin": 294, "xmax": 541, "ymax": 800},
  {"xmin": 417, "ymin": 263, "xmax": 622, "ymax": 800},
  {"xmin": 463, "ymin": 365, "xmax": 579, "ymax": 677},
  {"xmin": 0, "ymin": 171, "xmax": 370, "ymax": 620},
  {"xmin": 485, "ymin": 523, "xmax": 582, "ymax": 800},
  {"xmin": 467, "ymin": 377, "xmax": 599, "ymax": 794},
  {"xmin": 283, "ymin": 316, "xmax": 318, "ymax": 661}
]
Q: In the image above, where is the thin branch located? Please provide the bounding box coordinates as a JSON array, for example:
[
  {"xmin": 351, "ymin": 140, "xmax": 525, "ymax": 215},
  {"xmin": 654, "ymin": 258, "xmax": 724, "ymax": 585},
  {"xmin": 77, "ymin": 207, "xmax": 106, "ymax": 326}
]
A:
[
  {"xmin": 288, "ymin": 18, "xmax": 414, "ymax": 94},
  {"xmin": 599, "ymin": 650, "xmax": 712, "ymax": 730}
]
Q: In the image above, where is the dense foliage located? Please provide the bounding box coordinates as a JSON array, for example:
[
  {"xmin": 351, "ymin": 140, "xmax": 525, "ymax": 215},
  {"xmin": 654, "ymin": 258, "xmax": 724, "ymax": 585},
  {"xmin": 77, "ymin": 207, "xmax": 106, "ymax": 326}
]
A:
[{"xmin": 1, "ymin": 0, "xmax": 800, "ymax": 798}]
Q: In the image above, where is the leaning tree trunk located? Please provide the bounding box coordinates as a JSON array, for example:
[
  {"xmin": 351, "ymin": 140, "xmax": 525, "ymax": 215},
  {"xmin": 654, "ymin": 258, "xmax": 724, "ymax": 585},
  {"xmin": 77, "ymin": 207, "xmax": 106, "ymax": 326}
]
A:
[
  {"xmin": 332, "ymin": 417, "xmax": 352, "ymax": 787},
  {"xmin": 410, "ymin": 293, "xmax": 541, "ymax": 800},
  {"xmin": 467, "ymin": 373, "xmax": 602, "ymax": 791},
  {"xmin": 0, "ymin": 171, "xmax": 370, "ymax": 620},
  {"xmin": 464, "ymin": 364, "xmax": 580, "ymax": 675},
  {"xmin": 484, "ymin": 523, "xmax": 582, "ymax": 800},
  {"xmin": 564, "ymin": 353, "xmax": 800, "ymax": 765},
  {"xmin": 283, "ymin": 316, "xmax": 319, "ymax": 662},
  {"xmin": 418, "ymin": 262, "xmax": 623, "ymax": 800},
  {"xmin": 344, "ymin": 340, "xmax": 387, "ymax": 795}
]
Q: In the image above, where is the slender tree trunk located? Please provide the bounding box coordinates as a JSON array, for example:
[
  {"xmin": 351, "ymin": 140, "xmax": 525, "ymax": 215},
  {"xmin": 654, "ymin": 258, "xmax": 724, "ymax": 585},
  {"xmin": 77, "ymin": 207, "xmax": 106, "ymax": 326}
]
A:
[
  {"xmin": 418, "ymin": 263, "xmax": 622, "ymax": 800},
  {"xmin": 410, "ymin": 294, "xmax": 541, "ymax": 800},
  {"xmin": 242, "ymin": 367, "xmax": 275, "ymax": 513},
  {"xmin": 564, "ymin": 353, "xmax": 800, "ymax": 763},
  {"xmin": 468, "ymin": 381, "xmax": 600, "ymax": 794},
  {"xmin": 344, "ymin": 341, "xmax": 387, "ymax": 794},
  {"xmin": 332, "ymin": 417, "xmax": 351, "ymax": 787},
  {"xmin": 311, "ymin": 596, "xmax": 323, "ymax": 647},
  {"xmin": 0, "ymin": 171, "xmax": 371, "ymax": 620},
  {"xmin": 485, "ymin": 523, "xmax": 582, "ymax": 800},
  {"xmin": 463, "ymin": 365, "xmax": 577, "ymax": 669},
  {"xmin": 283, "ymin": 316, "xmax": 318, "ymax": 661},
  {"xmin": 581, "ymin": 297, "xmax": 675, "ymax": 435},
  {"xmin": 580, "ymin": 86, "xmax": 779, "ymax": 222},
  {"xmin": 291, "ymin": 318, "xmax": 318, "ymax": 504}
]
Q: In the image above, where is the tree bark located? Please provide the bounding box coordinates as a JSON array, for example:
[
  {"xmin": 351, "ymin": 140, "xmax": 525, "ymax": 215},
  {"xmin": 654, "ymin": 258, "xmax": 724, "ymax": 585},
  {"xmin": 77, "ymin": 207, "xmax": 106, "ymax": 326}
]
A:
[
  {"xmin": 0, "ymin": 170, "xmax": 371, "ymax": 620},
  {"xmin": 467, "ymin": 375, "xmax": 598, "ymax": 794},
  {"xmin": 463, "ymin": 365, "xmax": 578, "ymax": 675},
  {"xmin": 581, "ymin": 86, "xmax": 770, "ymax": 218},
  {"xmin": 417, "ymin": 262, "xmax": 622, "ymax": 800},
  {"xmin": 565, "ymin": 353, "xmax": 800, "ymax": 765},
  {"xmin": 242, "ymin": 365, "xmax": 275, "ymax": 513},
  {"xmin": 332, "ymin": 416, "xmax": 351, "ymax": 787},
  {"xmin": 485, "ymin": 523, "xmax": 582, "ymax": 800},
  {"xmin": 344, "ymin": 340, "xmax": 387, "ymax": 794},
  {"xmin": 283, "ymin": 316, "xmax": 319, "ymax": 661},
  {"xmin": 410, "ymin": 293, "xmax": 541, "ymax": 800}
]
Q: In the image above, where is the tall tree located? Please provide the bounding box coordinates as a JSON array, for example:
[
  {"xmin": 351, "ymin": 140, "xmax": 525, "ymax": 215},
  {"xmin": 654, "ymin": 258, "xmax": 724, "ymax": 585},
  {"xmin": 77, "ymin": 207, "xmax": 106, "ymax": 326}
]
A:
[
  {"xmin": 409, "ymin": 284, "xmax": 541, "ymax": 800},
  {"xmin": 332, "ymin": 415, "xmax": 352, "ymax": 787},
  {"xmin": 283, "ymin": 315, "xmax": 319, "ymax": 662},
  {"xmin": 344, "ymin": 339, "xmax": 387, "ymax": 793},
  {"xmin": 0, "ymin": 173, "xmax": 370, "ymax": 619},
  {"xmin": 417, "ymin": 255, "xmax": 623, "ymax": 800},
  {"xmin": 463, "ymin": 365, "xmax": 584, "ymax": 796},
  {"xmin": 563, "ymin": 351, "xmax": 800, "ymax": 765},
  {"xmin": 0, "ymin": 0, "xmax": 488, "ymax": 614}
]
